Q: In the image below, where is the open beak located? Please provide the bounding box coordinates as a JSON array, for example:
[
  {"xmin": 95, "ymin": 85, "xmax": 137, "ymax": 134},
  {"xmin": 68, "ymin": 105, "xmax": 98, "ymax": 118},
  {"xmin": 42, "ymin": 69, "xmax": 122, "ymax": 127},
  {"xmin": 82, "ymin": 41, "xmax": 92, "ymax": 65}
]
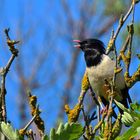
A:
[{"xmin": 73, "ymin": 40, "xmax": 81, "ymax": 48}]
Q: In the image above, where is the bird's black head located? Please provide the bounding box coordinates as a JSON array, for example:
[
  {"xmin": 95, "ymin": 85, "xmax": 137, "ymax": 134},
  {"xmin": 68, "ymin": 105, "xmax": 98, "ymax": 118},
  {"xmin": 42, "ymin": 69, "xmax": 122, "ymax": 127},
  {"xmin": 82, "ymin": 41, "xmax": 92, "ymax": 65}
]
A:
[{"xmin": 74, "ymin": 38, "xmax": 106, "ymax": 67}]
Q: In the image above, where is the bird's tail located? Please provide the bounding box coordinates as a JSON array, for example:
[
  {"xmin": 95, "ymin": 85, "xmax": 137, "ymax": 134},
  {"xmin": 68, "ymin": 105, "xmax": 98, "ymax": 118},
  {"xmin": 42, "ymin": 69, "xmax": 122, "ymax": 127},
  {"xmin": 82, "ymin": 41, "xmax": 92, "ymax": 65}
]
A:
[{"xmin": 118, "ymin": 87, "xmax": 132, "ymax": 114}]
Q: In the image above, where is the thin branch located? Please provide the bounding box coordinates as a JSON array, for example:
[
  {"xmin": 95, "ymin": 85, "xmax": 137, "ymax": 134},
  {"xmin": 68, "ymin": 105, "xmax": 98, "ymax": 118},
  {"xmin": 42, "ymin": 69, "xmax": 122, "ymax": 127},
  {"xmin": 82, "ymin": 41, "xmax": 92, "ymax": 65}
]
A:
[
  {"xmin": 92, "ymin": 112, "xmax": 106, "ymax": 137},
  {"xmin": 126, "ymin": 2, "xmax": 135, "ymax": 74},
  {"xmin": 114, "ymin": 4, "xmax": 133, "ymax": 39},
  {"xmin": 81, "ymin": 107, "xmax": 97, "ymax": 140},
  {"xmin": 0, "ymin": 29, "xmax": 19, "ymax": 140},
  {"xmin": 117, "ymin": 35, "xmax": 130, "ymax": 63},
  {"xmin": 105, "ymin": 30, "xmax": 118, "ymax": 138},
  {"xmin": 106, "ymin": 4, "xmax": 134, "ymax": 54},
  {"xmin": 0, "ymin": 29, "xmax": 19, "ymax": 123},
  {"xmin": 19, "ymin": 114, "xmax": 37, "ymax": 136}
]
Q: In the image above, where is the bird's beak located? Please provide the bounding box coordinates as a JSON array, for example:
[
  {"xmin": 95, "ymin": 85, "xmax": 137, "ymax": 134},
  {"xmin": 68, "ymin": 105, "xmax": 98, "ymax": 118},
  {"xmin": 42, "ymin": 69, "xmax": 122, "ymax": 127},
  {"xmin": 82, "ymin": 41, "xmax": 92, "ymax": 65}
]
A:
[{"xmin": 73, "ymin": 40, "xmax": 81, "ymax": 48}]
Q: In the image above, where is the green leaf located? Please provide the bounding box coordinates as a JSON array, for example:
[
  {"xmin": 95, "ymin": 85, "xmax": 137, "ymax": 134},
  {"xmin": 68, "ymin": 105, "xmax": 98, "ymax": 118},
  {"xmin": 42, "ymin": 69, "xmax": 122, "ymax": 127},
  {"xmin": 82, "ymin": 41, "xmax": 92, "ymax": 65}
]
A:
[
  {"xmin": 114, "ymin": 100, "xmax": 129, "ymax": 112},
  {"xmin": 130, "ymin": 102, "xmax": 140, "ymax": 112},
  {"xmin": 50, "ymin": 123, "xmax": 83, "ymax": 140},
  {"xmin": 56, "ymin": 123, "xmax": 65, "ymax": 134},
  {"xmin": 114, "ymin": 101, "xmax": 140, "ymax": 126},
  {"xmin": 50, "ymin": 128, "xmax": 58, "ymax": 140},
  {"xmin": 137, "ymin": 127, "xmax": 140, "ymax": 133},
  {"xmin": 121, "ymin": 112, "xmax": 134, "ymax": 126},
  {"xmin": 42, "ymin": 135, "xmax": 49, "ymax": 140},
  {"xmin": 116, "ymin": 120, "xmax": 140, "ymax": 140},
  {"xmin": 0, "ymin": 122, "xmax": 24, "ymax": 140},
  {"xmin": 95, "ymin": 136, "xmax": 104, "ymax": 140}
]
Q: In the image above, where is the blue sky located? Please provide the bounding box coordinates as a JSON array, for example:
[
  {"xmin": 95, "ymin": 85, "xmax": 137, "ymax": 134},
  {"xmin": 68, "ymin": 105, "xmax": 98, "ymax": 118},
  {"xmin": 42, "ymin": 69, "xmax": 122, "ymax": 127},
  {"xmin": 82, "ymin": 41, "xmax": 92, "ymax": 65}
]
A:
[{"xmin": 0, "ymin": 0, "xmax": 140, "ymax": 133}]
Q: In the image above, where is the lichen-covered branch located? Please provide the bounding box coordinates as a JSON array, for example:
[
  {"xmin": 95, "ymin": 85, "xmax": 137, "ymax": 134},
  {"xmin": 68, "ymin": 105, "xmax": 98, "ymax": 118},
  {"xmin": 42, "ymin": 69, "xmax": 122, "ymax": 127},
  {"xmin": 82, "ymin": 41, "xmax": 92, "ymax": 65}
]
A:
[
  {"xmin": 106, "ymin": 0, "xmax": 139, "ymax": 54},
  {"xmin": 27, "ymin": 90, "xmax": 45, "ymax": 136},
  {"xmin": 65, "ymin": 72, "xmax": 89, "ymax": 123},
  {"xmin": 65, "ymin": 71, "xmax": 100, "ymax": 124},
  {"xmin": 125, "ymin": 66, "xmax": 140, "ymax": 88},
  {"xmin": 92, "ymin": 112, "xmax": 106, "ymax": 138}
]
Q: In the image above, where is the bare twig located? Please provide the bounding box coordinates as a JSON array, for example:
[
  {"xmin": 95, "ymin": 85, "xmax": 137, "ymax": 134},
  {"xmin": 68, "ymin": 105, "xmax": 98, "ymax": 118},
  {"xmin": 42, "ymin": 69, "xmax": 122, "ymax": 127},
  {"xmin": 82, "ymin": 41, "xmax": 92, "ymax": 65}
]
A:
[
  {"xmin": 5, "ymin": 28, "xmax": 10, "ymax": 40},
  {"xmin": 106, "ymin": 1, "xmax": 136, "ymax": 120},
  {"xmin": 104, "ymin": 2, "xmax": 136, "ymax": 137},
  {"xmin": 0, "ymin": 29, "xmax": 19, "ymax": 140},
  {"xmin": 92, "ymin": 112, "xmax": 106, "ymax": 137},
  {"xmin": 106, "ymin": 3, "xmax": 134, "ymax": 54},
  {"xmin": 24, "ymin": 115, "xmax": 37, "ymax": 132},
  {"xmin": 105, "ymin": 30, "xmax": 118, "ymax": 139},
  {"xmin": 19, "ymin": 114, "xmax": 37, "ymax": 136},
  {"xmin": 81, "ymin": 107, "xmax": 97, "ymax": 140},
  {"xmin": 0, "ymin": 29, "xmax": 19, "ymax": 123},
  {"xmin": 82, "ymin": 107, "xmax": 97, "ymax": 127},
  {"xmin": 102, "ymin": 1, "xmax": 137, "ymax": 140},
  {"xmin": 126, "ymin": 1, "xmax": 135, "ymax": 74}
]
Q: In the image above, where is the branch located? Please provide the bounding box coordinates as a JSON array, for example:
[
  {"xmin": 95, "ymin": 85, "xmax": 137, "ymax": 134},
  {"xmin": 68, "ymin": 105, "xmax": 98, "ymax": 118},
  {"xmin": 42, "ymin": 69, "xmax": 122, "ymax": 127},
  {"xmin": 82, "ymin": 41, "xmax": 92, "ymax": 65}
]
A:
[
  {"xmin": 117, "ymin": 2, "xmax": 139, "ymax": 88},
  {"xmin": 117, "ymin": 35, "xmax": 130, "ymax": 63},
  {"xmin": 27, "ymin": 90, "xmax": 45, "ymax": 136},
  {"xmin": 106, "ymin": 3, "xmax": 134, "ymax": 54},
  {"xmin": 101, "ymin": 2, "xmax": 137, "ymax": 139},
  {"xmin": 125, "ymin": 1, "xmax": 135, "ymax": 74},
  {"xmin": 0, "ymin": 29, "xmax": 19, "ymax": 123},
  {"xmin": 105, "ymin": 30, "xmax": 118, "ymax": 138},
  {"xmin": 82, "ymin": 107, "xmax": 97, "ymax": 140},
  {"xmin": 19, "ymin": 114, "xmax": 37, "ymax": 136}
]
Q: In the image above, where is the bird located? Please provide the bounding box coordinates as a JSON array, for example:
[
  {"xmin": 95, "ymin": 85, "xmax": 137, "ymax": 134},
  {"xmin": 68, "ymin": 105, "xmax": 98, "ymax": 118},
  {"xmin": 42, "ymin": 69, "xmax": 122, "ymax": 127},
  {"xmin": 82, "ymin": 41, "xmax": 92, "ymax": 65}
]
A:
[{"xmin": 73, "ymin": 38, "xmax": 132, "ymax": 114}]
